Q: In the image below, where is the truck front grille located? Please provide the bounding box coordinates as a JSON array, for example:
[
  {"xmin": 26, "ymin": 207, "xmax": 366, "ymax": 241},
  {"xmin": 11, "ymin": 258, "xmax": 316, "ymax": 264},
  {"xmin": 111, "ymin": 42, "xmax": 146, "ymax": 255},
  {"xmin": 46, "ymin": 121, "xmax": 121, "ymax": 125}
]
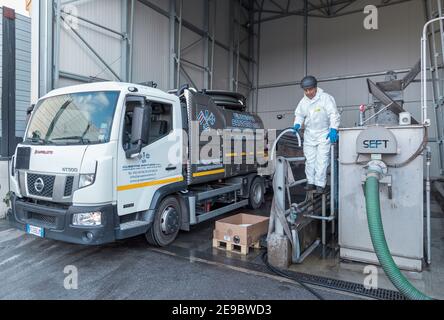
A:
[
  {"xmin": 64, "ymin": 176, "xmax": 74, "ymax": 197},
  {"xmin": 27, "ymin": 174, "xmax": 55, "ymax": 198}
]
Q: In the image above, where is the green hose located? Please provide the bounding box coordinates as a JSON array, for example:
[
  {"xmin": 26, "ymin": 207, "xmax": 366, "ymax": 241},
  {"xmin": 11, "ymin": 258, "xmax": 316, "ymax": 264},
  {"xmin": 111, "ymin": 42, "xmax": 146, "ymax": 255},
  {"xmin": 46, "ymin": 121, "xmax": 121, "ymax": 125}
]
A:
[{"xmin": 365, "ymin": 174, "xmax": 432, "ymax": 300}]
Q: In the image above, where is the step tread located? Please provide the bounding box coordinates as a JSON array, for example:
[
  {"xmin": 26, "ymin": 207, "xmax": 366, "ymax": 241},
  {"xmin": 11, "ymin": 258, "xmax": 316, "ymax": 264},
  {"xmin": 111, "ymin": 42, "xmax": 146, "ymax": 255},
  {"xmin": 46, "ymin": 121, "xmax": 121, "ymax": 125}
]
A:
[{"xmin": 120, "ymin": 220, "xmax": 150, "ymax": 231}]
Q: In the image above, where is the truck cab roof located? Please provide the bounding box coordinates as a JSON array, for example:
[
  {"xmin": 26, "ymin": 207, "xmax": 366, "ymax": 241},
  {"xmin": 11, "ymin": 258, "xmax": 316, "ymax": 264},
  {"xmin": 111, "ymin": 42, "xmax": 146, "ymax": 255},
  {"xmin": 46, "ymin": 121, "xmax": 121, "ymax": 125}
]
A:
[{"xmin": 42, "ymin": 82, "xmax": 179, "ymax": 103}]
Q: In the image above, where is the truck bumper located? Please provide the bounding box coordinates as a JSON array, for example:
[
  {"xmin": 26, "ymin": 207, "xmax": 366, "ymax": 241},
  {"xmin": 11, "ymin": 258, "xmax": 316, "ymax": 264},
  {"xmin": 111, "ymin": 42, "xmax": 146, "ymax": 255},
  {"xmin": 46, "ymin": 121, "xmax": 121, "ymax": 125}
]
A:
[{"xmin": 7, "ymin": 195, "xmax": 151, "ymax": 245}]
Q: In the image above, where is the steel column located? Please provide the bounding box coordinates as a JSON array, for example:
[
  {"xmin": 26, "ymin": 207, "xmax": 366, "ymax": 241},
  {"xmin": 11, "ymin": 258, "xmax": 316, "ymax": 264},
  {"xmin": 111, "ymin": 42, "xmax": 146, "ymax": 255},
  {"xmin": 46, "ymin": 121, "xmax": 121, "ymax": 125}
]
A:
[
  {"xmin": 1, "ymin": 7, "xmax": 16, "ymax": 158},
  {"xmin": 169, "ymin": 0, "xmax": 176, "ymax": 89},
  {"xmin": 53, "ymin": 0, "xmax": 61, "ymax": 88},
  {"xmin": 229, "ymin": 0, "xmax": 235, "ymax": 91},
  {"xmin": 203, "ymin": 0, "xmax": 210, "ymax": 89},
  {"xmin": 41, "ymin": 0, "xmax": 54, "ymax": 92},
  {"xmin": 176, "ymin": 0, "xmax": 183, "ymax": 89},
  {"xmin": 210, "ymin": 0, "xmax": 216, "ymax": 89},
  {"xmin": 235, "ymin": 0, "xmax": 241, "ymax": 91},
  {"xmin": 304, "ymin": 0, "xmax": 308, "ymax": 76},
  {"xmin": 127, "ymin": 0, "xmax": 135, "ymax": 82}
]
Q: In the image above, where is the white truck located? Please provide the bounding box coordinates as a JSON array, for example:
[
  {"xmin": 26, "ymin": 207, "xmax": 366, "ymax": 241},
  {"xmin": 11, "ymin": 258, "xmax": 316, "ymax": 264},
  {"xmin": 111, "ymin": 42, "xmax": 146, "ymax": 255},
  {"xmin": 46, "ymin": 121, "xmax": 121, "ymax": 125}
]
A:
[{"xmin": 7, "ymin": 82, "xmax": 268, "ymax": 246}]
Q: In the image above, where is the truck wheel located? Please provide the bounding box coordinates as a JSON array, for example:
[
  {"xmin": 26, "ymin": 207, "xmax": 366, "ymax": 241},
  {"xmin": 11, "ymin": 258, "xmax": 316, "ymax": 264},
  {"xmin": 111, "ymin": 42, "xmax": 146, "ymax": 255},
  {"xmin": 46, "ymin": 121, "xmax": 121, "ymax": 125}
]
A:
[
  {"xmin": 146, "ymin": 196, "xmax": 182, "ymax": 247},
  {"xmin": 249, "ymin": 177, "xmax": 265, "ymax": 209}
]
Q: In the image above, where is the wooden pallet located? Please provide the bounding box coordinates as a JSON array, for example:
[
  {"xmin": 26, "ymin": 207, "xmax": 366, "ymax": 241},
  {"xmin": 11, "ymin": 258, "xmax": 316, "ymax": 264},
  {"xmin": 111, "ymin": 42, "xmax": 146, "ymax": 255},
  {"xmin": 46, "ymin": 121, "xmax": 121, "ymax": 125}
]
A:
[{"xmin": 212, "ymin": 238, "xmax": 261, "ymax": 255}]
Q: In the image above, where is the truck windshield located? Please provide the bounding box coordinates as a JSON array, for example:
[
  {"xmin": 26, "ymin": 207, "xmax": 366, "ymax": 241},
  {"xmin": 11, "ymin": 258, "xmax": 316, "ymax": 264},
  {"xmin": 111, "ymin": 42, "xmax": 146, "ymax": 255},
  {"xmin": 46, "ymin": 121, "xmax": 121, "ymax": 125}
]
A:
[{"xmin": 25, "ymin": 91, "xmax": 120, "ymax": 145}]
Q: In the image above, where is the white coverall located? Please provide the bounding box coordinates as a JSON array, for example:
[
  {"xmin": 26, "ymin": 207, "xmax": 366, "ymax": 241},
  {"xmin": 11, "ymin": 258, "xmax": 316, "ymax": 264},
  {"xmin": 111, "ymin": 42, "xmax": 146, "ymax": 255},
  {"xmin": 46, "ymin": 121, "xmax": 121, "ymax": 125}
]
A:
[{"xmin": 294, "ymin": 88, "xmax": 341, "ymax": 188}]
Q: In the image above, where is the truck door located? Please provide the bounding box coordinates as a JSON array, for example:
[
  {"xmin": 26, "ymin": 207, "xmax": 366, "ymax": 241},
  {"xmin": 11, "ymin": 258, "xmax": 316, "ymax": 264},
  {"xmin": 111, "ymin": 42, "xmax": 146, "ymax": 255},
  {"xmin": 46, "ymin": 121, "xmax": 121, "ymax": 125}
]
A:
[{"xmin": 116, "ymin": 96, "xmax": 184, "ymax": 216}]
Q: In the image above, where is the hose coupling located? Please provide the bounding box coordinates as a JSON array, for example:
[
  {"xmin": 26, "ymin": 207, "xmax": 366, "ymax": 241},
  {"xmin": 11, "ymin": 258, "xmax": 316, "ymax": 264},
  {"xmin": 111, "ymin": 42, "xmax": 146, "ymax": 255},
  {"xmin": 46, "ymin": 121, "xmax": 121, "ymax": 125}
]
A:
[{"xmin": 365, "ymin": 160, "xmax": 387, "ymax": 179}]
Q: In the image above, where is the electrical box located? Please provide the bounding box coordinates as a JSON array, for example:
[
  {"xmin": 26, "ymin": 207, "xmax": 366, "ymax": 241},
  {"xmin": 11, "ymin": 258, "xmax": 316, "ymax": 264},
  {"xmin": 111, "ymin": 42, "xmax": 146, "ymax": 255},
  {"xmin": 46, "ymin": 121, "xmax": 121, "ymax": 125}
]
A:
[{"xmin": 399, "ymin": 112, "xmax": 412, "ymax": 126}]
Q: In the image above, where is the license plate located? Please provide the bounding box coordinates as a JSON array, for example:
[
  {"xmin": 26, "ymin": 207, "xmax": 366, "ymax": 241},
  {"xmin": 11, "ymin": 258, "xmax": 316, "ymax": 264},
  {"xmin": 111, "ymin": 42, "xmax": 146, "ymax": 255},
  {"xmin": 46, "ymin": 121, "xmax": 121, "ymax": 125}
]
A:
[{"xmin": 26, "ymin": 225, "xmax": 44, "ymax": 238}]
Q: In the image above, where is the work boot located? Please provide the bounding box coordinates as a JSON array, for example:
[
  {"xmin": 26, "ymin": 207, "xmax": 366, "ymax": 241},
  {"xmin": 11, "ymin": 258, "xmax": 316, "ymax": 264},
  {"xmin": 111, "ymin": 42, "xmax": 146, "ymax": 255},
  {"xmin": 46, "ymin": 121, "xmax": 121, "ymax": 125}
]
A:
[
  {"xmin": 315, "ymin": 187, "xmax": 325, "ymax": 194},
  {"xmin": 304, "ymin": 184, "xmax": 316, "ymax": 191}
]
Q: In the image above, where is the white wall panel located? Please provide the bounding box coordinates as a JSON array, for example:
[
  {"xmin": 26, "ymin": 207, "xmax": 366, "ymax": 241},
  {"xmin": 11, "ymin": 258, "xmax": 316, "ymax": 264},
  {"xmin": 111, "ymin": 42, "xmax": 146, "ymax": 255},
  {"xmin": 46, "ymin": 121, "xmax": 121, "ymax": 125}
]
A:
[
  {"xmin": 183, "ymin": 0, "xmax": 204, "ymax": 30},
  {"xmin": 212, "ymin": 46, "xmax": 230, "ymax": 90},
  {"xmin": 214, "ymin": 0, "xmax": 230, "ymax": 47},
  {"xmin": 259, "ymin": 16, "xmax": 304, "ymax": 86},
  {"xmin": 132, "ymin": 0, "xmax": 170, "ymax": 90},
  {"xmin": 58, "ymin": 0, "xmax": 124, "ymax": 82}
]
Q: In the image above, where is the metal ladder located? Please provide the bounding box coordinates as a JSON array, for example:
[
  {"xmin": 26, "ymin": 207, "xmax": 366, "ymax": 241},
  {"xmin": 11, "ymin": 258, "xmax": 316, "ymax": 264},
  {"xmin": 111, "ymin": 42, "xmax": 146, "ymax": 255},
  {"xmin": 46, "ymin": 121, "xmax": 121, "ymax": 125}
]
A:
[{"xmin": 424, "ymin": 0, "xmax": 444, "ymax": 175}]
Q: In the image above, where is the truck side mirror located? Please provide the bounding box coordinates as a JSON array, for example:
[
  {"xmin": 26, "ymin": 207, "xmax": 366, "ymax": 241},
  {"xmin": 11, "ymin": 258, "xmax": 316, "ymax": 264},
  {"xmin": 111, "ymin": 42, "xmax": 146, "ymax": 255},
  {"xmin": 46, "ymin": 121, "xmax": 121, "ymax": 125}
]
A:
[
  {"xmin": 125, "ymin": 99, "xmax": 152, "ymax": 159},
  {"xmin": 26, "ymin": 104, "xmax": 35, "ymax": 123}
]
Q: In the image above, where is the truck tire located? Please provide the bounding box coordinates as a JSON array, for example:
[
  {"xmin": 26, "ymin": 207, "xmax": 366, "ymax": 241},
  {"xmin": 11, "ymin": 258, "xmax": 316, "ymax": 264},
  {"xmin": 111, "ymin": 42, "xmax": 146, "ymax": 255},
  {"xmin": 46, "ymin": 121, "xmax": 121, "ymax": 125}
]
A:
[
  {"xmin": 248, "ymin": 177, "xmax": 265, "ymax": 209},
  {"xmin": 146, "ymin": 196, "xmax": 182, "ymax": 247}
]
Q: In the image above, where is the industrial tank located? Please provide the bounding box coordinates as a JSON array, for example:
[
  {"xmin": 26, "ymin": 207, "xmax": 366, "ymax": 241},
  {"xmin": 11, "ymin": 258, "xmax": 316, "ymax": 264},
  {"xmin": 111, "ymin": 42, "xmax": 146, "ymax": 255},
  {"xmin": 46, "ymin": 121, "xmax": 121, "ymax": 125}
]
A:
[
  {"xmin": 338, "ymin": 125, "xmax": 425, "ymax": 271},
  {"xmin": 183, "ymin": 89, "xmax": 265, "ymax": 185}
]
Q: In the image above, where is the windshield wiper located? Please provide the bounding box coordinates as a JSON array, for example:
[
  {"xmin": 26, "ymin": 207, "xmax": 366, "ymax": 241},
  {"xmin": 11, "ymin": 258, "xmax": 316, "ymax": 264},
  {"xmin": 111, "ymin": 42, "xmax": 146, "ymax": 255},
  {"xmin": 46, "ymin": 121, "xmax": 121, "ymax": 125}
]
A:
[
  {"xmin": 29, "ymin": 137, "xmax": 54, "ymax": 145},
  {"xmin": 51, "ymin": 136, "xmax": 91, "ymax": 144}
]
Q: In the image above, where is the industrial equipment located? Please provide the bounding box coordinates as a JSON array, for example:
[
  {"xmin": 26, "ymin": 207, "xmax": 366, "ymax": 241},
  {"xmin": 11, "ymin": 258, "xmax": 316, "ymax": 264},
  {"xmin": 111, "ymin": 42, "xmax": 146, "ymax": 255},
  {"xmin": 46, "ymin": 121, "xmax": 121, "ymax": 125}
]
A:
[
  {"xmin": 336, "ymin": 17, "xmax": 443, "ymax": 300},
  {"xmin": 265, "ymin": 17, "xmax": 440, "ymax": 300},
  {"xmin": 338, "ymin": 125, "xmax": 427, "ymax": 271},
  {"xmin": 266, "ymin": 128, "xmax": 336, "ymax": 268}
]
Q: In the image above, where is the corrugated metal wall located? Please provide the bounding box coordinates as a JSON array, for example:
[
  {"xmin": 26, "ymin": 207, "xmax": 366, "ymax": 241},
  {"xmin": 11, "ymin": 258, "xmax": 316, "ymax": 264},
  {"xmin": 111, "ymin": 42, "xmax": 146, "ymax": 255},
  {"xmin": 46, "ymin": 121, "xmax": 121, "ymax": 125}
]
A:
[
  {"xmin": 0, "ymin": 8, "xmax": 3, "ymax": 139},
  {"xmin": 0, "ymin": 8, "xmax": 31, "ymax": 140},
  {"xmin": 15, "ymin": 13, "xmax": 31, "ymax": 137},
  {"xmin": 131, "ymin": 0, "xmax": 170, "ymax": 89}
]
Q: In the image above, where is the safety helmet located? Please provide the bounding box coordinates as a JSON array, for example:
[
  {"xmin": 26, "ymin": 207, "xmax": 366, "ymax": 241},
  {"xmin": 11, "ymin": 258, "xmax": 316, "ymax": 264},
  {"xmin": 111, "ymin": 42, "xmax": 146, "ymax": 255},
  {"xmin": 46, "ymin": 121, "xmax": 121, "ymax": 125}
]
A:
[{"xmin": 300, "ymin": 76, "xmax": 318, "ymax": 89}]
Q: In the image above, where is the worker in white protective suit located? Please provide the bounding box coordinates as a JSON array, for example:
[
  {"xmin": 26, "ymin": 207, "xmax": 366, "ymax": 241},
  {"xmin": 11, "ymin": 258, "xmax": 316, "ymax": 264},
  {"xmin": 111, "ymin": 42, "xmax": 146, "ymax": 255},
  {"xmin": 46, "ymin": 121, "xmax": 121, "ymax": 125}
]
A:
[{"xmin": 293, "ymin": 76, "xmax": 341, "ymax": 194}]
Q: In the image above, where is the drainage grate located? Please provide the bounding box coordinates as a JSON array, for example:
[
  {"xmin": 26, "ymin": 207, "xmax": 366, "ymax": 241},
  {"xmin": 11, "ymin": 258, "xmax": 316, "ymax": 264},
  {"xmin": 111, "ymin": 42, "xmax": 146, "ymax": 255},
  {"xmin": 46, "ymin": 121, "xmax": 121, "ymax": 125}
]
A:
[
  {"xmin": 261, "ymin": 252, "xmax": 406, "ymax": 300},
  {"xmin": 279, "ymin": 269, "xmax": 406, "ymax": 300}
]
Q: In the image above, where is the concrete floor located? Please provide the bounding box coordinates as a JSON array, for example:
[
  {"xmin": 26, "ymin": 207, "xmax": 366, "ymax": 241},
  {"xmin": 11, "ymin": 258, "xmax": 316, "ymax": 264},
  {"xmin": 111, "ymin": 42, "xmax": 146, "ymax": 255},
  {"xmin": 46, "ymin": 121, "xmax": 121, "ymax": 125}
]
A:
[
  {"xmin": 158, "ymin": 191, "xmax": 444, "ymax": 300},
  {"xmin": 0, "ymin": 190, "xmax": 442, "ymax": 300},
  {"xmin": 0, "ymin": 219, "xmax": 355, "ymax": 300}
]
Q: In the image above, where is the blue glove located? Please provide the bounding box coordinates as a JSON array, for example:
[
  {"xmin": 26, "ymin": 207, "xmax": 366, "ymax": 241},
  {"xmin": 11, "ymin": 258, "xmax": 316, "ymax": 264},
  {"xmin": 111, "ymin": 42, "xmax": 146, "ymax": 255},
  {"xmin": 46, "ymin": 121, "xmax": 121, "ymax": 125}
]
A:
[
  {"xmin": 327, "ymin": 128, "xmax": 338, "ymax": 143},
  {"xmin": 293, "ymin": 124, "xmax": 301, "ymax": 136}
]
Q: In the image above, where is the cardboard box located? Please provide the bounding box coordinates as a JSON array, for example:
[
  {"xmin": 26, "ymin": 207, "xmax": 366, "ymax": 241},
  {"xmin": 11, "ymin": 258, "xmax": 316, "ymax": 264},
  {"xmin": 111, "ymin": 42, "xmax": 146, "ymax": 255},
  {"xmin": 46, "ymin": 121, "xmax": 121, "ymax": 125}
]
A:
[{"xmin": 213, "ymin": 213, "xmax": 269, "ymax": 247}]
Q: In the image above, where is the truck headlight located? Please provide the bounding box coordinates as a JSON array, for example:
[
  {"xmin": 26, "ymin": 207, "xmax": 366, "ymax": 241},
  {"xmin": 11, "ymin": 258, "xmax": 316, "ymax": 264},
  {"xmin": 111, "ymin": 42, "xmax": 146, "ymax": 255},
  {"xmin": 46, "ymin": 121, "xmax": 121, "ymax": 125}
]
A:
[
  {"xmin": 79, "ymin": 174, "xmax": 95, "ymax": 189},
  {"xmin": 72, "ymin": 212, "xmax": 102, "ymax": 226}
]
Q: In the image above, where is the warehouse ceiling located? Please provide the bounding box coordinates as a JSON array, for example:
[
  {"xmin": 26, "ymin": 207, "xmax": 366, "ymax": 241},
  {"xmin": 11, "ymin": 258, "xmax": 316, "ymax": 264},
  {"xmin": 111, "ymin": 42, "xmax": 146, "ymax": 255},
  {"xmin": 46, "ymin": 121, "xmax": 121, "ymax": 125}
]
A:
[{"xmin": 244, "ymin": 0, "xmax": 415, "ymax": 23}]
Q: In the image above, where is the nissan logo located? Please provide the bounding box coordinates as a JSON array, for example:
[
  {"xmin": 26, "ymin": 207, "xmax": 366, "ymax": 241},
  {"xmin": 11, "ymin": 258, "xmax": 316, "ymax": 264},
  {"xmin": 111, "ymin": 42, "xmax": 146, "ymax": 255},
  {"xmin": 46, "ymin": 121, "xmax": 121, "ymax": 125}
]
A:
[{"xmin": 34, "ymin": 178, "xmax": 45, "ymax": 193}]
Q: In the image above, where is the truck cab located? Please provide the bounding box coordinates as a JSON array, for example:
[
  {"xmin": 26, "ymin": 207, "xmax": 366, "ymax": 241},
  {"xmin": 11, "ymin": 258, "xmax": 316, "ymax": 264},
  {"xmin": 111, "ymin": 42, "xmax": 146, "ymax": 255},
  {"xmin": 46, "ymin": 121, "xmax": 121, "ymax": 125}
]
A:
[{"xmin": 7, "ymin": 82, "xmax": 267, "ymax": 246}]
